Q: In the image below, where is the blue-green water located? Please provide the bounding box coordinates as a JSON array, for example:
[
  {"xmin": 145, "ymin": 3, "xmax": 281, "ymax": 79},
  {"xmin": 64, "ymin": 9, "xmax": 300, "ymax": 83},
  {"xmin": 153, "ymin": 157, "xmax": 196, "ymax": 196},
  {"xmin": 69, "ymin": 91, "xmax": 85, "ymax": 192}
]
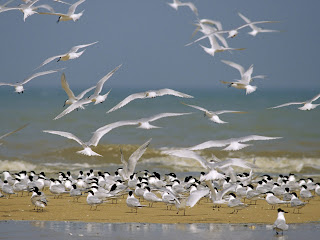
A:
[{"xmin": 0, "ymin": 88, "xmax": 319, "ymax": 174}]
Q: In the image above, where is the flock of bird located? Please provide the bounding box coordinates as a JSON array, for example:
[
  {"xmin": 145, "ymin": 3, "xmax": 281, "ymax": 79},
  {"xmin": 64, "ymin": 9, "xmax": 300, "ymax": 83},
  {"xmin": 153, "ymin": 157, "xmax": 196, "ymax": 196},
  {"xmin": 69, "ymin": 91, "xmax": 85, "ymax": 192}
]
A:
[{"xmin": 0, "ymin": 0, "xmax": 319, "ymax": 236}]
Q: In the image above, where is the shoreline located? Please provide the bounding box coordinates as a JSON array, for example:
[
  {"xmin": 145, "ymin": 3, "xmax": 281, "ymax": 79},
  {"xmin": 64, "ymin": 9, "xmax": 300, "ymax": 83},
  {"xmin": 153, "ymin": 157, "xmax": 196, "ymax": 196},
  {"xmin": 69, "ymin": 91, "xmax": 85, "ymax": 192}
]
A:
[{"xmin": 1, "ymin": 189, "xmax": 319, "ymax": 224}]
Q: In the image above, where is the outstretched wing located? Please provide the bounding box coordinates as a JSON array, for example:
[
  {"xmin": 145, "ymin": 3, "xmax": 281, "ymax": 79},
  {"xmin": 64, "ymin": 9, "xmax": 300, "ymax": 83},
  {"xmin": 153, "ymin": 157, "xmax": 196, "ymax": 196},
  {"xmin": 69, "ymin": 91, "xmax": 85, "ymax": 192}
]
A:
[
  {"xmin": 146, "ymin": 112, "xmax": 192, "ymax": 122},
  {"xmin": 0, "ymin": 123, "xmax": 29, "ymax": 140},
  {"xmin": 156, "ymin": 88, "xmax": 194, "ymax": 98},
  {"xmin": 221, "ymin": 60, "xmax": 245, "ymax": 77},
  {"xmin": 54, "ymin": 98, "xmax": 91, "ymax": 120},
  {"xmin": 61, "ymin": 73, "xmax": 76, "ymax": 99},
  {"xmin": 36, "ymin": 54, "xmax": 64, "ymax": 69},
  {"xmin": 69, "ymin": 41, "xmax": 98, "ymax": 53},
  {"xmin": 107, "ymin": 92, "xmax": 146, "ymax": 113},
  {"xmin": 188, "ymin": 140, "xmax": 229, "ymax": 151},
  {"xmin": 67, "ymin": 0, "xmax": 85, "ymax": 15},
  {"xmin": 268, "ymin": 102, "xmax": 304, "ymax": 109},
  {"xmin": 43, "ymin": 130, "xmax": 85, "ymax": 147},
  {"xmin": 237, "ymin": 135, "xmax": 282, "ymax": 143},
  {"xmin": 127, "ymin": 138, "xmax": 152, "ymax": 176},
  {"xmin": 181, "ymin": 102, "xmax": 209, "ymax": 113},
  {"xmin": 21, "ymin": 69, "xmax": 61, "ymax": 85}
]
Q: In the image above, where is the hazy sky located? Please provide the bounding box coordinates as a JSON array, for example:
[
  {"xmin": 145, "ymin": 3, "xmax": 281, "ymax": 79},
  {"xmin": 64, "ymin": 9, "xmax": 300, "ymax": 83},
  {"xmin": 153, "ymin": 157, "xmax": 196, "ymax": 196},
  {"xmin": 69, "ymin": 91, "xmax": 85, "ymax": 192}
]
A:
[{"xmin": 0, "ymin": 0, "xmax": 319, "ymax": 91}]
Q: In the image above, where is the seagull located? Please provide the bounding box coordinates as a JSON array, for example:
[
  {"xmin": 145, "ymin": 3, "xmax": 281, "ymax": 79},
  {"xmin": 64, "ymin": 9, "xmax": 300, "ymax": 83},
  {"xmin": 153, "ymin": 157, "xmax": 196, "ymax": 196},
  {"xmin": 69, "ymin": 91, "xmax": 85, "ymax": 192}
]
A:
[
  {"xmin": 43, "ymin": 119, "xmax": 139, "ymax": 156},
  {"xmin": 221, "ymin": 60, "xmax": 266, "ymax": 83},
  {"xmin": 39, "ymin": 0, "xmax": 86, "ymax": 22},
  {"xmin": 273, "ymin": 208, "xmax": 289, "ymax": 235},
  {"xmin": 54, "ymin": 64, "xmax": 121, "ymax": 120},
  {"xmin": 268, "ymin": 93, "xmax": 320, "ymax": 111},
  {"xmin": 0, "ymin": 124, "xmax": 29, "ymax": 146},
  {"xmin": 181, "ymin": 102, "xmax": 246, "ymax": 124},
  {"xmin": 0, "ymin": 69, "xmax": 62, "ymax": 93},
  {"xmin": 238, "ymin": 12, "xmax": 280, "ymax": 37},
  {"xmin": 167, "ymin": 0, "xmax": 198, "ymax": 16},
  {"xmin": 3, "ymin": 0, "xmax": 54, "ymax": 22},
  {"xmin": 188, "ymin": 135, "xmax": 282, "ymax": 151},
  {"xmin": 120, "ymin": 138, "xmax": 152, "ymax": 180},
  {"xmin": 36, "ymin": 41, "xmax": 98, "ymax": 69},
  {"xmin": 199, "ymin": 34, "xmax": 245, "ymax": 57},
  {"xmin": 60, "ymin": 72, "xmax": 95, "ymax": 107},
  {"xmin": 107, "ymin": 88, "xmax": 193, "ymax": 113}
]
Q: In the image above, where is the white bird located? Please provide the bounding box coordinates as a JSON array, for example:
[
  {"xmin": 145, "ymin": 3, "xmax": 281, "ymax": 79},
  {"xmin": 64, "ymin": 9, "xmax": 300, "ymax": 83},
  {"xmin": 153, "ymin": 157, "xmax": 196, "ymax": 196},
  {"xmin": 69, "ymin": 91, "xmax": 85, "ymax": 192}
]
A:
[
  {"xmin": 167, "ymin": 0, "xmax": 198, "ymax": 16},
  {"xmin": 221, "ymin": 60, "xmax": 266, "ymax": 83},
  {"xmin": 175, "ymin": 188, "xmax": 209, "ymax": 215},
  {"xmin": 143, "ymin": 186, "xmax": 162, "ymax": 207},
  {"xmin": 0, "ymin": 69, "xmax": 61, "ymax": 94},
  {"xmin": 43, "ymin": 119, "xmax": 139, "ymax": 156},
  {"xmin": 126, "ymin": 191, "xmax": 147, "ymax": 213},
  {"xmin": 86, "ymin": 190, "xmax": 104, "ymax": 210},
  {"xmin": 265, "ymin": 192, "xmax": 289, "ymax": 209},
  {"xmin": 0, "ymin": 0, "xmax": 15, "ymax": 13},
  {"xmin": 268, "ymin": 93, "xmax": 320, "ymax": 111},
  {"xmin": 227, "ymin": 193, "xmax": 248, "ymax": 213},
  {"xmin": 60, "ymin": 72, "xmax": 95, "ymax": 107},
  {"xmin": 273, "ymin": 208, "xmax": 289, "ymax": 235},
  {"xmin": 54, "ymin": 64, "xmax": 121, "ymax": 120},
  {"xmin": 120, "ymin": 138, "xmax": 152, "ymax": 180},
  {"xmin": 188, "ymin": 135, "xmax": 282, "ymax": 151},
  {"xmin": 199, "ymin": 34, "xmax": 245, "ymax": 57},
  {"xmin": 36, "ymin": 41, "xmax": 98, "ymax": 69},
  {"xmin": 39, "ymin": 0, "xmax": 86, "ymax": 22},
  {"xmin": 182, "ymin": 102, "xmax": 246, "ymax": 124},
  {"xmin": 107, "ymin": 88, "xmax": 193, "ymax": 113},
  {"xmin": 238, "ymin": 12, "xmax": 280, "ymax": 37},
  {"xmin": 4, "ymin": 0, "xmax": 54, "ymax": 22},
  {"xmin": 0, "ymin": 124, "xmax": 29, "ymax": 146}
]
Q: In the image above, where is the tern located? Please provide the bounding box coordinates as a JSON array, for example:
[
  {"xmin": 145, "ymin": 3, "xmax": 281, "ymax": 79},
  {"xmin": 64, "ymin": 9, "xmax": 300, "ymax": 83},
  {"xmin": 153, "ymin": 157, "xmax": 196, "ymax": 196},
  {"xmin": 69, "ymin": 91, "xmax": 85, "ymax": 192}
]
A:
[
  {"xmin": 39, "ymin": 0, "xmax": 86, "ymax": 22},
  {"xmin": 268, "ymin": 93, "xmax": 320, "ymax": 111},
  {"xmin": 107, "ymin": 88, "xmax": 193, "ymax": 113},
  {"xmin": 60, "ymin": 72, "xmax": 95, "ymax": 107},
  {"xmin": 54, "ymin": 64, "xmax": 121, "ymax": 120},
  {"xmin": 188, "ymin": 135, "xmax": 282, "ymax": 151},
  {"xmin": 126, "ymin": 191, "xmax": 147, "ymax": 213},
  {"xmin": 167, "ymin": 0, "xmax": 198, "ymax": 16},
  {"xmin": 273, "ymin": 208, "xmax": 289, "ymax": 235},
  {"xmin": 182, "ymin": 102, "xmax": 246, "ymax": 124},
  {"xmin": 0, "ymin": 69, "xmax": 62, "ymax": 93},
  {"xmin": 36, "ymin": 41, "xmax": 98, "ymax": 69},
  {"xmin": 227, "ymin": 193, "xmax": 248, "ymax": 214},
  {"xmin": 238, "ymin": 12, "xmax": 280, "ymax": 37},
  {"xmin": 4, "ymin": 0, "xmax": 54, "ymax": 22}
]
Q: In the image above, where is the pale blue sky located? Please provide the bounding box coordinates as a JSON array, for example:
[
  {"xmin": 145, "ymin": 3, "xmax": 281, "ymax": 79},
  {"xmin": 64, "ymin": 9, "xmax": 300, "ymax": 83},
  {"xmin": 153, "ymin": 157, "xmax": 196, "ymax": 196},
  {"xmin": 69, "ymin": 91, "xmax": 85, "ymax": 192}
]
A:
[{"xmin": 0, "ymin": 0, "xmax": 319, "ymax": 91}]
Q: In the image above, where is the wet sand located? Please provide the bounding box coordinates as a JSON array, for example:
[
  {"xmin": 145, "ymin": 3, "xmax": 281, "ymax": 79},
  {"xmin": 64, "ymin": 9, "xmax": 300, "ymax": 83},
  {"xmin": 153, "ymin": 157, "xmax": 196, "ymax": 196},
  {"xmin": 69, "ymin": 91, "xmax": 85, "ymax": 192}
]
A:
[{"xmin": 0, "ymin": 189, "xmax": 319, "ymax": 224}]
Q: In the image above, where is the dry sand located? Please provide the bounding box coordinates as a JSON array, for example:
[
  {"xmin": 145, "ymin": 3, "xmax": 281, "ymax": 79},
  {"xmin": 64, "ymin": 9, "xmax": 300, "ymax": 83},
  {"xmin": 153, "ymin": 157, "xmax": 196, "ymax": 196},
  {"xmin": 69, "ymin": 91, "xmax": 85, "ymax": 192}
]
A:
[{"xmin": 0, "ymin": 189, "xmax": 319, "ymax": 224}]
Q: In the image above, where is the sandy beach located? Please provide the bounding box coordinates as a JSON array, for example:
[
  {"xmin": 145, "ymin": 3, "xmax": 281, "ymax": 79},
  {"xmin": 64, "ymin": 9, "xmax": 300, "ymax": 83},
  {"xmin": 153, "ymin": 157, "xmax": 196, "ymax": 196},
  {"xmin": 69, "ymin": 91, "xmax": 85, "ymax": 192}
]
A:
[{"xmin": 1, "ymin": 189, "xmax": 319, "ymax": 224}]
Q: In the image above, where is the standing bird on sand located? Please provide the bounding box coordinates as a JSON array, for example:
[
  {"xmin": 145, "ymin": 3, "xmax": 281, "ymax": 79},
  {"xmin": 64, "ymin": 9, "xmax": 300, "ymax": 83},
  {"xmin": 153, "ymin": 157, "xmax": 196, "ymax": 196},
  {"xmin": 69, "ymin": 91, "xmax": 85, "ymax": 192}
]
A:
[
  {"xmin": 273, "ymin": 208, "xmax": 289, "ymax": 235},
  {"xmin": 86, "ymin": 190, "xmax": 104, "ymax": 210},
  {"xmin": 126, "ymin": 191, "xmax": 147, "ymax": 213},
  {"xmin": 143, "ymin": 187, "xmax": 162, "ymax": 207}
]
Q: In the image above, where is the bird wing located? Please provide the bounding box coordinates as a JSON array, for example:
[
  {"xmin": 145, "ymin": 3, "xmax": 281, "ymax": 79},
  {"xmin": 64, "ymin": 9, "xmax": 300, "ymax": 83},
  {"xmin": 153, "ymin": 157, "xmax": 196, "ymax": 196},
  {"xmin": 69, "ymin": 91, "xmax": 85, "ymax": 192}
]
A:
[
  {"xmin": 36, "ymin": 54, "xmax": 65, "ymax": 69},
  {"xmin": 156, "ymin": 88, "xmax": 194, "ymax": 98},
  {"xmin": 181, "ymin": 102, "xmax": 209, "ymax": 113},
  {"xmin": 88, "ymin": 120, "xmax": 138, "ymax": 147},
  {"xmin": 92, "ymin": 64, "xmax": 122, "ymax": 96},
  {"xmin": 61, "ymin": 73, "xmax": 76, "ymax": 100},
  {"xmin": 69, "ymin": 41, "xmax": 98, "ymax": 53},
  {"xmin": 106, "ymin": 92, "xmax": 146, "ymax": 113},
  {"xmin": 182, "ymin": 2, "xmax": 198, "ymax": 16},
  {"xmin": 214, "ymin": 110, "xmax": 247, "ymax": 115},
  {"xmin": 33, "ymin": 4, "xmax": 54, "ymax": 12},
  {"xmin": 162, "ymin": 149, "xmax": 211, "ymax": 170},
  {"xmin": 0, "ymin": 82, "xmax": 17, "ymax": 86},
  {"xmin": 213, "ymin": 158, "xmax": 257, "ymax": 170},
  {"xmin": 127, "ymin": 138, "xmax": 152, "ymax": 176},
  {"xmin": 188, "ymin": 140, "xmax": 229, "ymax": 151},
  {"xmin": 119, "ymin": 148, "xmax": 128, "ymax": 178},
  {"xmin": 310, "ymin": 93, "xmax": 320, "ymax": 102},
  {"xmin": 221, "ymin": 60, "xmax": 245, "ymax": 77},
  {"xmin": 187, "ymin": 189, "xmax": 210, "ymax": 207},
  {"xmin": 76, "ymin": 86, "xmax": 95, "ymax": 99},
  {"xmin": 67, "ymin": 0, "xmax": 85, "ymax": 15},
  {"xmin": 54, "ymin": 98, "xmax": 92, "ymax": 120},
  {"xmin": 269, "ymin": 101, "xmax": 304, "ymax": 109},
  {"xmin": 0, "ymin": 123, "xmax": 29, "ymax": 140},
  {"xmin": 21, "ymin": 69, "xmax": 61, "ymax": 85},
  {"xmin": 43, "ymin": 130, "xmax": 85, "ymax": 147},
  {"xmin": 237, "ymin": 135, "xmax": 282, "ymax": 143},
  {"xmin": 220, "ymin": 80, "xmax": 232, "ymax": 85},
  {"xmin": 236, "ymin": 20, "xmax": 279, "ymax": 30},
  {"xmin": 146, "ymin": 112, "xmax": 192, "ymax": 122}
]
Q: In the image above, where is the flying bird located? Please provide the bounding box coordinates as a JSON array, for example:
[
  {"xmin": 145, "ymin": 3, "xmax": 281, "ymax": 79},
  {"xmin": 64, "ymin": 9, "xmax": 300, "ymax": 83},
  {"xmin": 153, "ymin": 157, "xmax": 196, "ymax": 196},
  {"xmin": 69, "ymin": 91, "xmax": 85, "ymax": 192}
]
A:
[
  {"xmin": 268, "ymin": 93, "xmax": 320, "ymax": 111},
  {"xmin": 0, "ymin": 124, "xmax": 29, "ymax": 146},
  {"xmin": 167, "ymin": 0, "xmax": 198, "ymax": 16},
  {"xmin": 36, "ymin": 41, "xmax": 98, "ymax": 69},
  {"xmin": 181, "ymin": 102, "xmax": 246, "ymax": 124},
  {"xmin": 60, "ymin": 72, "xmax": 95, "ymax": 107},
  {"xmin": 188, "ymin": 135, "xmax": 282, "ymax": 151},
  {"xmin": 107, "ymin": 88, "xmax": 193, "ymax": 113},
  {"xmin": 0, "ymin": 69, "xmax": 62, "ymax": 93},
  {"xmin": 39, "ymin": 0, "xmax": 86, "ymax": 22},
  {"xmin": 54, "ymin": 64, "xmax": 121, "ymax": 120}
]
